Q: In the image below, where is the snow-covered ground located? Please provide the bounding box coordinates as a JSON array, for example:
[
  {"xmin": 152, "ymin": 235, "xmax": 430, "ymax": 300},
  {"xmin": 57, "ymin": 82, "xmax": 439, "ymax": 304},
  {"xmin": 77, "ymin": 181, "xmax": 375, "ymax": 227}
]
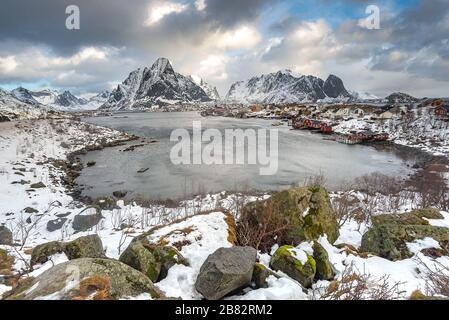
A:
[{"xmin": 1, "ymin": 118, "xmax": 449, "ymax": 300}]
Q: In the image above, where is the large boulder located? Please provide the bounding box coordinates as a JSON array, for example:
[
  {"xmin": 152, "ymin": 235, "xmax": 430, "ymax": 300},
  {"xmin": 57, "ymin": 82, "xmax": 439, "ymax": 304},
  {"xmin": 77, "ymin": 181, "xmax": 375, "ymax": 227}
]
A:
[
  {"xmin": 5, "ymin": 258, "xmax": 164, "ymax": 300},
  {"xmin": 312, "ymin": 241, "xmax": 335, "ymax": 281},
  {"xmin": 0, "ymin": 226, "xmax": 13, "ymax": 245},
  {"xmin": 64, "ymin": 235, "xmax": 105, "ymax": 260},
  {"xmin": 31, "ymin": 235, "xmax": 104, "ymax": 267},
  {"xmin": 241, "ymin": 187, "xmax": 339, "ymax": 251},
  {"xmin": 270, "ymin": 245, "xmax": 316, "ymax": 288},
  {"xmin": 31, "ymin": 241, "xmax": 65, "ymax": 267},
  {"xmin": 119, "ymin": 240, "xmax": 189, "ymax": 282},
  {"xmin": 195, "ymin": 246, "xmax": 257, "ymax": 300},
  {"xmin": 361, "ymin": 224, "xmax": 449, "ymax": 261},
  {"xmin": 119, "ymin": 242, "xmax": 160, "ymax": 282}
]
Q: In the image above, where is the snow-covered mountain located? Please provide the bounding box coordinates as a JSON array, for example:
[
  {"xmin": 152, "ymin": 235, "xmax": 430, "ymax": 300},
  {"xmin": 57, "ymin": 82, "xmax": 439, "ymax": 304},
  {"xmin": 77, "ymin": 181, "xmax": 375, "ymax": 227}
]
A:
[
  {"xmin": 101, "ymin": 58, "xmax": 211, "ymax": 110},
  {"xmin": 349, "ymin": 90, "xmax": 379, "ymax": 101},
  {"xmin": 11, "ymin": 87, "xmax": 41, "ymax": 106},
  {"xmin": 225, "ymin": 70, "xmax": 352, "ymax": 104},
  {"xmin": 386, "ymin": 92, "xmax": 419, "ymax": 104},
  {"xmin": 189, "ymin": 75, "xmax": 220, "ymax": 100},
  {"xmin": 0, "ymin": 88, "xmax": 48, "ymax": 121},
  {"xmin": 11, "ymin": 87, "xmax": 104, "ymax": 111}
]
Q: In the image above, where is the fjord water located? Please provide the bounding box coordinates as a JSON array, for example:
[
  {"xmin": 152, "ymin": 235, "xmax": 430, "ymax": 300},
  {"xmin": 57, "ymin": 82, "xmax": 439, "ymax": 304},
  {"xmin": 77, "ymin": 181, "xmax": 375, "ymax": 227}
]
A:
[{"xmin": 79, "ymin": 112, "xmax": 412, "ymax": 200}]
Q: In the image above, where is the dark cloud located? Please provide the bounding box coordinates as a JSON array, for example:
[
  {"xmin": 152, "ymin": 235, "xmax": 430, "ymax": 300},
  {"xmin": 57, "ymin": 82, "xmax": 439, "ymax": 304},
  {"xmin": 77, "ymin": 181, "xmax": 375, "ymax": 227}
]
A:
[{"xmin": 0, "ymin": 0, "xmax": 274, "ymax": 55}]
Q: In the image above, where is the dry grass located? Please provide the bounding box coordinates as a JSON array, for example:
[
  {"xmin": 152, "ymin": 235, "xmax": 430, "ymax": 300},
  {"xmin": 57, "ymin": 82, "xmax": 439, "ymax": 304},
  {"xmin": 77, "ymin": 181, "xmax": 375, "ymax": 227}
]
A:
[{"xmin": 72, "ymin": 276, "xmax": 112, "ymax": 300}]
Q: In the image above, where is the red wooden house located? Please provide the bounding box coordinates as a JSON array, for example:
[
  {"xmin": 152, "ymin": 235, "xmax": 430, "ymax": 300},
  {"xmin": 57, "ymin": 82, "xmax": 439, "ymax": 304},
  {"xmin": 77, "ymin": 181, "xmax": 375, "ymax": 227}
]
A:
[{"xmin": 435, "ymin": 104, "xmax": 449, "ymax": 118}]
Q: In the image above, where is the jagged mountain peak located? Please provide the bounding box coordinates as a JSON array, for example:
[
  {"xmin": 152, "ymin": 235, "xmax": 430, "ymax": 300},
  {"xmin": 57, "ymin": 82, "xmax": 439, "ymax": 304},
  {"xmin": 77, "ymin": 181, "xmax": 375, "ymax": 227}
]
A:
[
  {"xmin": 189, "ymin": 75, "xmax": 220, "ymax": 100},
  {"xmin": 101, "ymin": 58, "xmax": 211, "ymax": 110},
  {"xmin": 150, "ymin": 57, "xmax": 174, "ymax": 75}
]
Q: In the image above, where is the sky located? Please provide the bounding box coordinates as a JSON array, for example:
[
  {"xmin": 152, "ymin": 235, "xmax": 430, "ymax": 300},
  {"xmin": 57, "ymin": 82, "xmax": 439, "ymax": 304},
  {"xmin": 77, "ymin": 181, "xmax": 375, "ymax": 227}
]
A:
[{"xmin": 0, "ymin": 0, "xmax": 448, "ymax": 98}]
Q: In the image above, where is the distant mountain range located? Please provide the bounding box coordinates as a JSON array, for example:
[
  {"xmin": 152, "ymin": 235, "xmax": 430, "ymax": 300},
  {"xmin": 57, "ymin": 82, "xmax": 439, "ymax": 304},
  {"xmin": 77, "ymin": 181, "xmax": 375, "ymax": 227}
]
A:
[
  {"xmin": 1, "ymin": 57, "xmax": 431, "ymax": 119},
  {"xmin": 3, "ymin": 87, "xmax": 109, "ymax": 111}
]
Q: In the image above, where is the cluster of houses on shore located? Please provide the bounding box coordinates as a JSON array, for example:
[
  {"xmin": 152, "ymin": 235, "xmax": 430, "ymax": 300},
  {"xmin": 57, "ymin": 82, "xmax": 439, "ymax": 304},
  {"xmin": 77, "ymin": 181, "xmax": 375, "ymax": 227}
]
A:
[{"xmin": 200, "ymin": 98, "xmax": 449, "ymax": 145}]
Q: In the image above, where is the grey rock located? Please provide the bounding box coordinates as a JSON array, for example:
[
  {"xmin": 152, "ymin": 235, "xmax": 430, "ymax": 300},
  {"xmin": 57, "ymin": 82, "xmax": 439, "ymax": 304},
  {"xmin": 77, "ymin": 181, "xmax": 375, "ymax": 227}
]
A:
[
  {"xmin": 72, "ymin": 208, "xmax": 103, "ymax": 232},
  {"xmin": 0, "ymin": 226, "xmax": 13, "ymax": 245},
  {"xmin": 6, "ymin": 258, "xmax": 164, "ymax": 300},
  {"xmin": 195, "ymin": 246, "xmax": 257, "ymax": 300},
  {"xmin": 46, "ymin": 218, "xmax": 67, "ymax": 232}
]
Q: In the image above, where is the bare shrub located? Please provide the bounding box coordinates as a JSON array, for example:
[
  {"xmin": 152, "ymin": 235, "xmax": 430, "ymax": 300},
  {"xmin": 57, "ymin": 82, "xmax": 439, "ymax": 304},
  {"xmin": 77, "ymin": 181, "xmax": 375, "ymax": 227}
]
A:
[
  {"xmin": 237, "ymin": 200, "xmax": 292, "ymax": 252},
  {"xmin": 303, "ymin": 171, "xmax": 327, "ymax": 189},
  {"xmin": 313, "ymin": 264, "xmax": 405, "ymax": 300},
  {"xmin": 407, "ymin": 169, "xmax": 449, "ymax": 211},
  {"xmin": 420, "ymin": 259, "xmax": 449, "ymax": 298},
  {"xmin": 331, "ymin": 192, "xmax": 358, "ymax": 227},
  {"xmin": 354, "ymin": 172, "xmax": 402, "ymax": 196}
]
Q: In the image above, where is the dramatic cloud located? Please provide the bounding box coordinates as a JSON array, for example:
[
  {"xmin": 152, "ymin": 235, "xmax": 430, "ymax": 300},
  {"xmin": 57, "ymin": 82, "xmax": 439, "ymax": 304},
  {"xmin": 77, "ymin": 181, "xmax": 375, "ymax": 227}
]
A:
[{"xmin": 0, "ymin": 0, "xmax": 448, "ymax": 97}]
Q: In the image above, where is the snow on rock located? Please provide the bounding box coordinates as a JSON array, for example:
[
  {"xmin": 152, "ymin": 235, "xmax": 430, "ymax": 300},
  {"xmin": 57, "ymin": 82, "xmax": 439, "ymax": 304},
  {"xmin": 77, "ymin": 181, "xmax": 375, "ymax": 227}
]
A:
[{"xmin": 141, "ymin": 211, "xmax": 235, "ymax": 299}]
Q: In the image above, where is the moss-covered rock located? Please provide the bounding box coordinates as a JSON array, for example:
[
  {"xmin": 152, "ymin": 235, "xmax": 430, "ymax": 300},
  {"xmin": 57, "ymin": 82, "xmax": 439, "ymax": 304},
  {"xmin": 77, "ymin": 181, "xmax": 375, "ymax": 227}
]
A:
[
  {"xmin": 361, "ymin": 224, "xmax": 449, "ymax": 261},
  {"xmin": 252, "ymin": 263, "xmax": 278, "ymax": 289},
  {"xmin": 119, "ymin": 242, "xmax": 160, "ymax": 282},
  {"xmin": 119, "ymin": 241, "xmax": 189, "ymax": 282},
  {"xmin": 149, "ymin": 245, "xmax": 189, "ymax": 281},
  {"xmin": 371, "ymin": 208, "xmax": 444, "ymax": 227},
  {"xmin": 64, "ymin": 235, "xmax": 105, "ymax": 260},
  {"xmin": 241, "ymin": 187, "xmax": 339, "ymax": 250},
  {"xmin": 270, "ymin": 245, "xmax": 316, "ymax": 288},
  {"xmin": 30, "ymin": 241, "xmax": 65, "ymax": 266},
  {"xmin": 312, "ymin": 241, "xmax": 335, "ymax": 281},
  {"xmin": 5, "ymin": 258, "xmax": 163, "ymax": 300}
]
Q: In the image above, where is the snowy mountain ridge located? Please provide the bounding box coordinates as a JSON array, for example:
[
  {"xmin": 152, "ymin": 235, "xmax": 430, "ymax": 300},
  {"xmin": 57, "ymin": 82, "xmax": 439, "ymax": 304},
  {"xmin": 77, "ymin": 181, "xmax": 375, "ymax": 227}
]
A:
[
  {"xmin": 225, "ymin": 70, "xmax": 353, "ymax": 104},
  {"xmin": 101, "ymin": 58, "xmax": 212, "ymax": 110}
]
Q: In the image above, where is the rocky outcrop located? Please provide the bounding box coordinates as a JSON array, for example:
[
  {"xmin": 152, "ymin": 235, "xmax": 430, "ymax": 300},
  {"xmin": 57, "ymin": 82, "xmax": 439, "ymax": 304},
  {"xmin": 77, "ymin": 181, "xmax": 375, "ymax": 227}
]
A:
[
  {"xmin": 361, "ymin": 209, "xmax": 449, "ymax": 260},
  {"xmin": 119, "ymin": 241, "xmax": 188, "ymax": 282},
  {"xmin": 6, "ymin": 258, "xmax": 164, "ymax": 300},
  {"xmin": 312, "ymin": 241, "xmax": 335, "ymax": 281},
  {"xmin": 64, "ymin": 235, "xmax": 105, "ymax": 260},
  {"xmin": 30, "ymin": 235, "xmax": 105, "ymax": 267},
  {"xmin": 31, "ymin": 241, "xmax": 65, "ymax": 266},
  {"xmin": 0, "ymin": 226, "xmax": 13, "ymax": 245},
  {"xmin": 270, "ymin": 245, "xmax": 316, "ymax": 288},
  {"xmin": 195, "ymin": 246, "xmax": 257, "ymax": 300},
  {"xmin": 241, "ymin": 187, "xmax": 339, "ymax": 251}
]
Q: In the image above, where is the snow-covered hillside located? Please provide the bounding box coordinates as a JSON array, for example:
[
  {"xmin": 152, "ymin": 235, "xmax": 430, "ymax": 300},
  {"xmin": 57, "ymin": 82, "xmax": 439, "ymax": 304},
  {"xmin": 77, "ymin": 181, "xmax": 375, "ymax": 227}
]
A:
[
  {"xmin": 0, "ymin": 89, "xmax": 48, "ymax": 121},
  {"xmin": 189, "ymin": 75, "xmax": 220, "ymax": 100},
  {"xmin": 225, "ymin": 70, "xmax": 352, "ymax": 104},
  {"xmin": 101, "ymin": 58, "xmax": 212, "ymax": 110}
]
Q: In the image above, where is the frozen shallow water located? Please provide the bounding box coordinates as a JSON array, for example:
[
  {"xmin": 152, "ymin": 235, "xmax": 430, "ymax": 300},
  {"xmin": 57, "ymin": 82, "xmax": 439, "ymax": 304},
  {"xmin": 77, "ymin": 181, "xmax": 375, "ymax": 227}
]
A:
[{"xmin": 78, "ymin": 112, "xmax": 413, "ymax": 200}]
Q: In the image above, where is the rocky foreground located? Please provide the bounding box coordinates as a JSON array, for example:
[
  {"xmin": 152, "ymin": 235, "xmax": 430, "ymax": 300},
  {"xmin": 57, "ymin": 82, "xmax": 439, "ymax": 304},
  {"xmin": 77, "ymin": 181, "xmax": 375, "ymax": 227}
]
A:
[{"xmin": 1, "ymin": 119, "xmax": 449, "ymax": 300}]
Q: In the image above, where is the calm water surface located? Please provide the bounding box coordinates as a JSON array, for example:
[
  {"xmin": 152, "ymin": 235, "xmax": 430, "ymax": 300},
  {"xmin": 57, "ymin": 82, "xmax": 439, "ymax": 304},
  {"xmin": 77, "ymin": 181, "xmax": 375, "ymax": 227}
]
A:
[{"xmin": 78, "ymin": 112, "xmax": 413, "ymax": 200}]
